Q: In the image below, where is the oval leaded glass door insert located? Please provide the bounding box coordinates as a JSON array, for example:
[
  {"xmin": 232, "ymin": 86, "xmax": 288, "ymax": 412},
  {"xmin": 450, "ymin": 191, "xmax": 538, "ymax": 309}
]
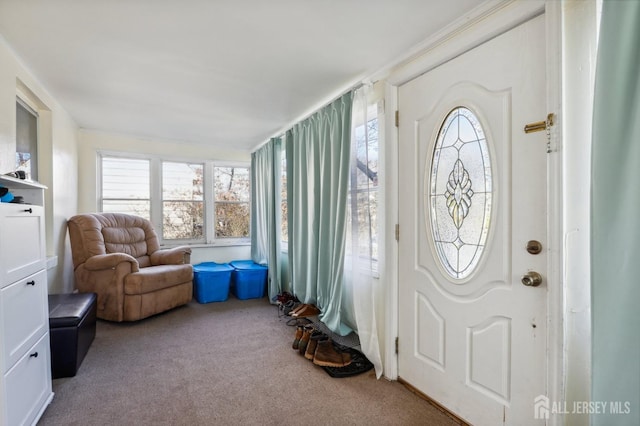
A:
[{"xmin": 428, "ymin": 106, "xmax": 492, "ymax": 280}]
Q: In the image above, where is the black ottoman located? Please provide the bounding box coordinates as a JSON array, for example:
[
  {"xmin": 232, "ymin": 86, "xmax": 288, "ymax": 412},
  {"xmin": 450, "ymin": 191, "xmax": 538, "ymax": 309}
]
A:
[{"xmin": 48, "ymin": 293, "xmax": 97, "ymax": 379}]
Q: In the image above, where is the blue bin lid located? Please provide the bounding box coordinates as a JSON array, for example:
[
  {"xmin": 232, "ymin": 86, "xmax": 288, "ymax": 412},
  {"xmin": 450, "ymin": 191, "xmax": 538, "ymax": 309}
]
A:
[
  {"xmin": 230, "ymin": 260, "xmax": 267, "ymax": 270},
  {"xmin": 193, "ymin": 262, "xmax": 234, "ymax": 272}
]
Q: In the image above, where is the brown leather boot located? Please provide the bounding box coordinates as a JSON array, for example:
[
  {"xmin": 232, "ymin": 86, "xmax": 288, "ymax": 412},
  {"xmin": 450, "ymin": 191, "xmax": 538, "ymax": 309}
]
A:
[
  {"xmin": 291, "ymin": 304, "xmax": 320, "ymax": 318},
  {"xmin": 292, "ymin": 325, "xmax": 304, "ymax": 350},
  {"xmin": 298, "ymin": 326, "xmax": 314, "ymax": 355},
  {"xmin": 312, "ymin": 339, "xmax": 352, "ymax": 367},
  {"xmin": 287, "ymin": 303, "xmax": 306, "ymax": 317},
  {"xmin": 304, "ymin": 331, "xmax": 327, "ymax": 360}
]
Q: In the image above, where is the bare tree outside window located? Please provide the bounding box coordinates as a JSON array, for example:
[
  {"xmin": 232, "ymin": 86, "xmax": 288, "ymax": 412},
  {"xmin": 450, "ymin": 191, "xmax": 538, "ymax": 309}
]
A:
[
  {"xmin": 214, "ymin": 166, "xmax": 250, "ymax": 238},
  {"xmin": 162, "ymin": 162, "xmax": 204, "ymax": 240},
  {"xmin": 281, "ymin": 153, "xmax": 288, "ymax": 243},
  {"xmin": 346, "ymin": 116, "xmax": 379, "ymax": 270}
]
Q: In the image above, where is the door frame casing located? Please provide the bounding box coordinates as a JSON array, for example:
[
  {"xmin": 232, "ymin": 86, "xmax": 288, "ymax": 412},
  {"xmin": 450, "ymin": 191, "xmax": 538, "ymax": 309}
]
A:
[{"xmin": 383, "ymin": 1, "xmax": 565, "ymax": 423}]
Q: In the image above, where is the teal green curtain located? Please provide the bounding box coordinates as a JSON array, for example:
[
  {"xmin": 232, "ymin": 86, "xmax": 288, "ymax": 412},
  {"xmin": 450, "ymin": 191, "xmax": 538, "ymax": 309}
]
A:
[
  {"xmin": 591, "ymin": 1, "xmax": 640, "ymax": 425},
  {"xmin": 286, "ymin": 92, "xmax": 353, "ymax": 334},
  {"xmin": 251, "ymin": 137, "xmax": 282, "ymax": 302}
]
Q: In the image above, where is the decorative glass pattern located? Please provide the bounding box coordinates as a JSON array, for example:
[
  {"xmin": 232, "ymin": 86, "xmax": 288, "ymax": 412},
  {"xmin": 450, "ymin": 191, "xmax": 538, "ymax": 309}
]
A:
[
  {"xmin": 445, "ymin": 159, "xmax": 473, "ymax": 229},
  {"xmin": 428, "ymin": 107, "xmax": 492, "ymax": 279}
]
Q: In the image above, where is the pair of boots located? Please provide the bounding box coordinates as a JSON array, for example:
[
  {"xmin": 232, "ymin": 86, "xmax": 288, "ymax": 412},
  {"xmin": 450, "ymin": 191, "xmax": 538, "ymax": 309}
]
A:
[{"xmin": 292, "ymin": 325, "xmax": 351, "ymax": 368}]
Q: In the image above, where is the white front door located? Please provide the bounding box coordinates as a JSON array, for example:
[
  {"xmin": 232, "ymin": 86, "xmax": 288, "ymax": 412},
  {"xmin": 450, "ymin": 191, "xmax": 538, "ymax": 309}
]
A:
[{"xmin": 397, "ymin": 15, "xmax": 548, "ymax": 425}]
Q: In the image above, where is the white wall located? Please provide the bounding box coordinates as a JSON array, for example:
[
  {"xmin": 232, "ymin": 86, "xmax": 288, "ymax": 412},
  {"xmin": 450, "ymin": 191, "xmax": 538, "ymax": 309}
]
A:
[
  {"xmin": 562, "ymin": 1, "xmax": 598, "ymax": 424},
  {"xmin": 190, "ymin": 245, "xmax": 252, "ymax": 265},
  {"xmin": 0, "ymin": 35, "xmax": 79, "ymax": 294}
]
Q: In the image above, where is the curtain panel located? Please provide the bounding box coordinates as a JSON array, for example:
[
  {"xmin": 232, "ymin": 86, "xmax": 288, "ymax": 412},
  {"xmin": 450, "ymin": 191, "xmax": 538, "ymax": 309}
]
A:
[
  {"xmin": 591, "ymin": 1, "xmax": 640, "ymax": 424},
  {"xmin": 346, "ymin": 85, "xmax": 384, "ymax": 377},
  {"xmin": 251, "ymin": 137, "xmax": 282, "ymax": 301},
  {"xmin": 286, "ymin": 92, "xmax": 353, "ymax": 334}
]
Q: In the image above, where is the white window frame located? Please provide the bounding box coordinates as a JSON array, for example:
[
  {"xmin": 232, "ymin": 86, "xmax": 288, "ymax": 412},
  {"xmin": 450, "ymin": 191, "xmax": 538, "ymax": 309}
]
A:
[
  {"xmin": 100, "ymin": 153, "xmax": 152, "ymax": 220},
  {"xmin": 98, "ymin": 151, "xmax": 250, "ymax": 247},
  {"xmin": 212, "ymin": 161, "xmax": 252, "ymax": 242},
  {"xmin": 161, "ymin": 160, "xmax": 205, "ymax": 243},
  {"xmin": 15, "ymin": 95, "xmax": 39, "ymax": 181},
  {"xmin": 346, "ymin": 103, "xmax": 381, "ymax": 277}
]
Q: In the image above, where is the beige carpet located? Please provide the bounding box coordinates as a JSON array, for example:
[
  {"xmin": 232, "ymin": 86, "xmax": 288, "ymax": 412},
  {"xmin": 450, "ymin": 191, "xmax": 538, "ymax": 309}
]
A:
[{"xmin": 39, "ymin": 297, "xmax": 458, "ymax": 426}]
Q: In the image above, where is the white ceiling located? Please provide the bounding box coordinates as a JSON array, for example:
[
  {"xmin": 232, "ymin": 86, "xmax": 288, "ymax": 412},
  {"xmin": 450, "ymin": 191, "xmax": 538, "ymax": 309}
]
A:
[{"xmin": 0, "ymin": 0, "xmax": 482, "ymax": 152}]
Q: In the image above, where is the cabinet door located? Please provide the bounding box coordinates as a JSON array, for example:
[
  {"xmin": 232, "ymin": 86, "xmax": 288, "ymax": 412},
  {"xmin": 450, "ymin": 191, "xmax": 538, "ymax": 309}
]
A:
[
  {"xmin": 0, "ymin": 204, "xmax": 46, "ymax": 286},
  {"xmin": 0, "ymin": 270, "xmax": 48, "ymax": 372},
  {"xmin": 3, "ymin": 334, "xmax": 52, "ymax": 426}
]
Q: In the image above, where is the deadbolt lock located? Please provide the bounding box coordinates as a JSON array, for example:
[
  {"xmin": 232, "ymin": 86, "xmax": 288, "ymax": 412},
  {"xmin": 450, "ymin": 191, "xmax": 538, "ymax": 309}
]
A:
[
  {"xmin": 526, "ymin": 240, "xmax": 543, "ymax": 255},
  {"xmin": 521, "ymin": 271, "xmax": 543, "ymax": 287}
]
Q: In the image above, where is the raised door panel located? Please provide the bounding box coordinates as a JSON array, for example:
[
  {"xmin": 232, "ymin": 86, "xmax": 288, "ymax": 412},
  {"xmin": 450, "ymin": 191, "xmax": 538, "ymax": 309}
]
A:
[
  {"xmin": 0, "ymin": 270, "xmax": 48, "ymax": 372},
  {"xmin": 0, "ymin": 204, "xmax": 45, "ymax": 287}
]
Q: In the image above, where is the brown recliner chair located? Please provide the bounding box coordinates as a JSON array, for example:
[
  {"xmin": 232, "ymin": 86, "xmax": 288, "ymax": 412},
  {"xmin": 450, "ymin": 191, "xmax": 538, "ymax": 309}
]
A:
[{"xmin": 67, "ymin": 213, "xmax": 193, "ymax": 322}]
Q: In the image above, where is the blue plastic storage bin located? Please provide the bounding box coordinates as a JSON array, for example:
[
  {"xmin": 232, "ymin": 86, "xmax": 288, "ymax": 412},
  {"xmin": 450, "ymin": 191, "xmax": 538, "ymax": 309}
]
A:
[
  {"xmin": 230, "ymin": 260, "xmax": 268, "ymax": 300},
  {"xmin": 193, "ymin": 262, "xmax": 234, "ymax": 303}
]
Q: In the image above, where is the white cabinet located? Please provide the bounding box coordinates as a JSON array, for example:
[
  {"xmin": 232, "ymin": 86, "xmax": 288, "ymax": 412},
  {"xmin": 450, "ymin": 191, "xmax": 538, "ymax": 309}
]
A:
[
  {"xmin": 0, "ymin": 205, "xmax": 46, "ymax": 286},
  {"xmin": 0, "ymin": 176, "xmax": 53, "ymax": 426}
]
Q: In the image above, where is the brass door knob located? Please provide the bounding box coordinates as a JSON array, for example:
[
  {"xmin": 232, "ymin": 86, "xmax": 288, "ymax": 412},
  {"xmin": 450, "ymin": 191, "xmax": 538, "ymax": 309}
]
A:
[
  {"xmin": 526, "ymin": 240, "xmax": 543, "ymax": 255},
  {"xmin": 521, "ymin": 271, "xmax": 543, "ymax": 287}
]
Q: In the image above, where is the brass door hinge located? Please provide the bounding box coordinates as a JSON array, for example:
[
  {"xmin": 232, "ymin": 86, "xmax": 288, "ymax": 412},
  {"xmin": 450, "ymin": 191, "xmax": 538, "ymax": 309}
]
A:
[
  {"xmin": 395, "ymin": 110, "xmax": 399, "ymax": 127},
  {"xmin": 395, "ymin": 337, "xmax": 399, "ymax": 354},
  {"xmin": 395, "ymin": 224, "xmax": 399, "ymax": 241}
]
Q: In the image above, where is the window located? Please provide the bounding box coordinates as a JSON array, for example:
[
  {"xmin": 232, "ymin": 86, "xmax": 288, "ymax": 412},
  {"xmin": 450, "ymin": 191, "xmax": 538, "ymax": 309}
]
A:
[
  {"xmin": 280, "ymin": 151, "xmax": 288, "ymax": 243},
  {"xmin": 100, "ymin": 154, "xmax": 249, "ymax": 245},
  {"xmin": 16, "ymin": 99, "xmax": 38, "ymax": 180},
  {"xmin": 346, "ymin": 105, "xmax": 379, "ymax": 272},
  {"xmin": 214, "ymin": 166, "xmax": 250, "ymax": 238},
  {"xmin": 101, "ymin": 157, "xmax": 150, "ymax": 219},
  {"xmin": 162, "ymin": 161, "xmax": 204, "ymax": 240}
]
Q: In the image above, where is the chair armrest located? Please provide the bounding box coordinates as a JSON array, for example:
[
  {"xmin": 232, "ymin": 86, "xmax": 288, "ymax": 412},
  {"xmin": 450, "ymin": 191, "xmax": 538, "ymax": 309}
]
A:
[
  {"xmin": 83, "ymin": 253, "xmax": 140, "ymax": 272},
  {"xmin": 150, "ymin": 246, "xmax": 192, "ymax": 265}
]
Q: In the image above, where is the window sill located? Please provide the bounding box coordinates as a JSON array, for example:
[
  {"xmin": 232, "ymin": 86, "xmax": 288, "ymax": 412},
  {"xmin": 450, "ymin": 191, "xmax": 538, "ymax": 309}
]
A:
[{"xmin": 161, "ymin": 240, "xmax": 251, "ymax": 249}]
